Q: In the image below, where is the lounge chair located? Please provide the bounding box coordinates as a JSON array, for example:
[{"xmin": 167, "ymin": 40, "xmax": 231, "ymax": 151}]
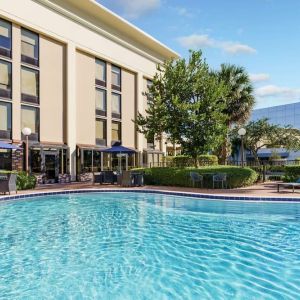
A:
[
  {"xmin": 0, "ymin": 173, "xmax": 17, "ymax": 195},
  {"xmin": 277, "ymin": 178, "xmax": 300, "ymax": 193},
  {"xmin": 213, "ymin": 173, "xmax": 227, "ymax": 189},
  {"xmin": 189, "ymin": 172, "xmax": 203, "ymax": 188}
]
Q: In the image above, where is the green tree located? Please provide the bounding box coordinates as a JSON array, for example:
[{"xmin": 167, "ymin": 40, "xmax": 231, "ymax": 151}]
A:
[
  {"xmin": 231, "ymin": 118, "xmax": 300, "ymax": 163},
  {"xmin": 135, "ymin": 50, "xmax": 228, "ymax": 166},
  {"xmin": 215, "ymin": 64, "xmax": 255, "ymax": 163}
]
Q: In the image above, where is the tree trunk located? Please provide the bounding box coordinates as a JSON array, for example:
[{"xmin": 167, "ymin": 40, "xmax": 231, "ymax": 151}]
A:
[{"xmin": 219, "ymin": 123, "xmax": 231, "ymax": 165}]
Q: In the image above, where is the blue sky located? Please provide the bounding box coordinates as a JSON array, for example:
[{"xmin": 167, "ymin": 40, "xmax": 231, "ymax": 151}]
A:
[{"xmin": 98, "ymin": 0, "xmax": 300, "ymax": 109}]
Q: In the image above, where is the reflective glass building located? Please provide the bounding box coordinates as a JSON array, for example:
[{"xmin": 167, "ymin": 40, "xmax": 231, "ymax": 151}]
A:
[
  {"xmin": 251, "ymin": 102, "xmax": 300, "ymax": 129},
  {"xmin": 250, "ymin": 102, "xmax": 300, "ymax": 160}
]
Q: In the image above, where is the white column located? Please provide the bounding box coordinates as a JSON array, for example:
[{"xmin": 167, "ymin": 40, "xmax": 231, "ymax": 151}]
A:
[
  {"xmin": 136, "ymin": 72, "xmax": 144, "ymax": 166},
  {"xmin": 66, "ymin": 42, "xmax": 77, "ymax": 180}
]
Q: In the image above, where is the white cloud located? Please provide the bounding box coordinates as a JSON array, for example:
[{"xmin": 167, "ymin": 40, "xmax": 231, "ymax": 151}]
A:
[
  {"xmin": 221, "ymin": 43, "xmax": 256, "ymax": 54},
  {"xmin": 177, "ymin": 34, "xmax": 256, "ymax": 55},
  {"xmin": 249, "ymin": 73, "xmax": 270, "ymax": 83},
  {"xmin": 113, "ymin": 0, "xmax": 161, "ymax": 19},
  {"xmin": 177, "ymin": 34, "xmax": 214, "ymax": 48},
  {"xmin": 176, "ymin": 7, "xmax": 194, "ymax": 18},
  {"xmin": 256, "ymin": 85, "xmax": 300, "ymax": 98}
]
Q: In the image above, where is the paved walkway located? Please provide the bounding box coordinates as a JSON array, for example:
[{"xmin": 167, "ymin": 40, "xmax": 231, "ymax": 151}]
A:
[{"xmin": 3, "ymin": 181, "xmax": 299, "ymax": 198}]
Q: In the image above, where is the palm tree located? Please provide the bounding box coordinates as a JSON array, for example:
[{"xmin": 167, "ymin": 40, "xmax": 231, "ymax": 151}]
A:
[{"xmin": 217, "ymin": 64, "xmax": 255, "ymax": 163}]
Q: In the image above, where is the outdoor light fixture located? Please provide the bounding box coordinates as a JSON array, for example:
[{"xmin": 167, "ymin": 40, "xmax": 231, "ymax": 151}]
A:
[
  {"xmin": 22, "ymin": 127, "xmax": 32, "ymax": 174},
  {"xmin": 238, "ymin": 128, "xmax": 246, "ymax": 167}
]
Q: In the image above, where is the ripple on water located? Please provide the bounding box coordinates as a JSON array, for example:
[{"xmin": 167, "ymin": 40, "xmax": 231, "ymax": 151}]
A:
[{"xmin": 0, "ymin": 192, "xmax": 300, "ymax": 300}]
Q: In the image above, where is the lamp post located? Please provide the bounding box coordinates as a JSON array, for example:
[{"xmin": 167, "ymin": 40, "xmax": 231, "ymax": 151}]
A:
[
  {"xmin": 238, "ymin": 128, "xmax": 246, "ymax": 167},
  {"xmin": 22, "ymin": 127, "xmax": 31, "ymax": 174}
]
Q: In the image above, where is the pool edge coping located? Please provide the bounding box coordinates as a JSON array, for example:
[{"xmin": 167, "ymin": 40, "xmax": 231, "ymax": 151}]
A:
[{"xmin": 1, "ymin": 188, "xmax": 300, "ymax": 202}]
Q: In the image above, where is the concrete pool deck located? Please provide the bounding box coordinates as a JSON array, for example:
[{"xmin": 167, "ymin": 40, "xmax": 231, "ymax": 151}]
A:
[{"xmin": 1, "ymin": 181, "xmax": 300, "ymax": 200}]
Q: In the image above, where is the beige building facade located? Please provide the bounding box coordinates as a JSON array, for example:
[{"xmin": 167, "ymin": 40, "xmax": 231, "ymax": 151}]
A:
[{"xmin": 0, "ymin": 0, "xmax": 178, "ymax": 183}]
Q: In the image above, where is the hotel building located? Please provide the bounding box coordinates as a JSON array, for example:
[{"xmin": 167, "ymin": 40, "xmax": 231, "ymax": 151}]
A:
[{"xmin": 0, "ymin": 0, "xmax": 179, "ymax": 183}]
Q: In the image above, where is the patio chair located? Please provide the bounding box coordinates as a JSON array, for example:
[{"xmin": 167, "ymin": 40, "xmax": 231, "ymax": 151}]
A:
[
  {"xmin": 277, "ymin": 178, "xmax": 300, "ymax": 193},
  {"xmin": 189, "ymin": 172, "xmax": 203, "ymax": 188},
  {"xmin": 121, "ymin": 171, "xmax": 134, "ymax": 187},
  {"xmin": 0, "ymin": 173, "xmax": 17, "ymax": 195},
  {"xmin": 213, "ymin": 173, "xmax": 227, "ymax": 189},
  {"xmin": 131, "ymin": 171, "xmax": 145, "ymax": 186},
  {"xmin": 93, "ymin": 172, "xmax": 102, "ymax": 184},
  {"xmin": 100, "ymin": 171, "xmax": 115, "ymax": 185}
]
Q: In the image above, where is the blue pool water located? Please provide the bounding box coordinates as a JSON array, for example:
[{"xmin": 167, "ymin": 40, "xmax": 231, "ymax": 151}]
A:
[{"xmin": 0, "ymin": 193, "xmax": 300, "ymax": 299}]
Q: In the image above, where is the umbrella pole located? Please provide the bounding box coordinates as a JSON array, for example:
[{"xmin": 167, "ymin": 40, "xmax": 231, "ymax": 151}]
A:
[{"xmin": 119, "ymin": 151, "xmax": 121, "ymax": 173}]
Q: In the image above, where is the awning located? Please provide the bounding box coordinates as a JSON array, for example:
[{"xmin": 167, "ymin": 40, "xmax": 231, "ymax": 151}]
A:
[
  {"xmin": 246, "ymin": 152, "xmax": 289, "ymax": 158},
  {"xmin": 102, "ymin": 145, "xmax": 136, "ymax": 154},
  {"xmin": 0, "ymin": 141, "xmax": 21, "ymax": 150}
]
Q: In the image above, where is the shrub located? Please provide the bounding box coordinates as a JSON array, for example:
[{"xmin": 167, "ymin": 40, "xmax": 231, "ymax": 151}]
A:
[
  {"xmin": 16, "ymin": 171, "xmax": 37, "ymax": 190},
  {"xmin": 168, "ymin": 155, "xmax": 218, "ymax": 167},
  {"xmin": 198, "ymin": 155, "xmax": 218, "ymax": 166},
  {"xmin": 133, "ymin": 166, "xmax": 257, "ymax": 188},
  {"xmin": 284, "ymin": 166, "xmax": 300, "ymax": 182}
]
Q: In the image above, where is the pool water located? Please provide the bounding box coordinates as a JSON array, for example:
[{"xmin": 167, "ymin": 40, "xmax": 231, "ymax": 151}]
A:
[{"xmin": 0, "ymin": 192, "xmax": 300, "ymax": 299}]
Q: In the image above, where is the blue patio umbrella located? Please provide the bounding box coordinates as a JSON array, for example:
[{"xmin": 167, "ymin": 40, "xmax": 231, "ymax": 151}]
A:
[
  {"xmin": 102, "ymin": 145, "xmax": 136, "ymax": 171},
  {"xmin": 0, "ymin": 141, "xmax": 21, "ymax": 150}
]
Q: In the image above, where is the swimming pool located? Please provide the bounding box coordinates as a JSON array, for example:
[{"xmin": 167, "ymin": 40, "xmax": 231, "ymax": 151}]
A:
[{"xmin": 0, "ymin": 192, "xmax": 300, "ymax": 299}]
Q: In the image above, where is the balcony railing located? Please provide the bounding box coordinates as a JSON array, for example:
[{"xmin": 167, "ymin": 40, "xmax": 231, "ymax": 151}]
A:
[
  {"xmin": 21, "ymin": 93, "xmax": 39, "ymax": 104},
  {"xmin": 21, "ymin": 55, "xmax": 39, "ymax": 67},
  {"xmin": 0, "ymin": 129, "xmax": 11, "ymax": 140},
  {"xmin": 96, "ymin": 138, "xmax": 106, "ymax": 146}
]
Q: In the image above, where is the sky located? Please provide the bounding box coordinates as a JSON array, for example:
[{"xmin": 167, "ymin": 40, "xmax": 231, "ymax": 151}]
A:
[{"xmin": 98, "ymin": 0, "xmax": 300, "ymax": 109}]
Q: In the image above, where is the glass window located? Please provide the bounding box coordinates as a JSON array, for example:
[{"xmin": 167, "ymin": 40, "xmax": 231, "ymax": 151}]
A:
[
  {"xmin": 112, "ymin": 65, "xmax": 121, "ymax": 89},
  {"xmin": 21, "ymin": 67, "xmax": 39, "ymax": 103},
  {"xmin": 0, "ymin": 19, "xmax": 12, "ymax": 57},
  {"xmin": 146, "ymin": 79, "xmax": 153, "ymax": 104},
  {"xmin": 82, "ymin": 150, "xmax": 92, "ymax": 172},
  {"xmin": 112, "ymin": 93, "xmax": 121, "ymax": 117},
  {"xmin": 95, "ymin": 59, "xmax": 106, "ymax": 85},
  {"xmin": 21, "ymin": 28, "xmax": 39, "ymax": 66},
  {"xmin": 30, "ymin": 149, "xmax": 41, "ymax": 173},
  {"xmin": 93, "ymin": 150, "xmax": 101, "ymax": 172},
  {"xmin": 0, "ymin": 149, "xmax": 12, "ymax": 170},
  {"xmin": 96, "ymin": 119, "xmax": 106, "ymax": 140},
  {"xmin": 95, "ymin": 88, "xmax": 106, "ymax": 113},
  {"xmin": 21, "ymin": 105, "xmax": 39, "ymax": 135},
  {"xmin": 112, "ymin": 121, "xmax": 121, "ymax": 142},
  {"xmin": 0, "ymin": 102, "xmax": 12, "ymax": 139},
  {"xmin": 0, "ymin": 60, "xmax": 12, "ymax": 98}
]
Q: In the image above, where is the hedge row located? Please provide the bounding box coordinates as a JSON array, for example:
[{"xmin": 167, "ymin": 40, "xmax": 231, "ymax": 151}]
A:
[
  {"xmin": 284, "ymin": 166, "xmax": 300, "ymax": 182},
  {"xmin": 165, "ymin": 155, "xmax": 218, "ymax": 167},
  {"xmin": 0, "ymin": 171, "xmax": 36, "ymax": 190},
  {"xmin": 134, "ymin": 166, "xmax": 258, "ymax": 189}
]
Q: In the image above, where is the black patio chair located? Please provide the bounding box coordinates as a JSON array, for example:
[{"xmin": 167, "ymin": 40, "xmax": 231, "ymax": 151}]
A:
[
  {"xmin": 213, "ymin": 173, "xmax": 227, "ymax": 189},
  {"xmin": 189, "ymin": 172, "xmax": 203, "ymax": 188}
]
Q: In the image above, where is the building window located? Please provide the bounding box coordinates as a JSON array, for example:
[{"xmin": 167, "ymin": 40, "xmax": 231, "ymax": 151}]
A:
[
  {"xmin": 0, "ymin": 101, "xmax": 12, "ymax": 139},
  {"xmin": 21, "ymin": 105, "xmax": 39, "ymax": 141},
  {"xmin": 82, "ymin": 149, "xmax": 92, "ymax": 172},
  {"xmin": 111, "ymin": 65, "xmax": 121, "ymax": 91},
  {"xmin": 95, "ymin": 59, "xmax": 106, "ymax": 87},
  {"xmin": 95, "ymin": 88, "xmax": 106, "ymax": 116},
  {"xmin": 96, "ymin": 118, "xmax": 107, "ymax": 146},
  {"xmin": 112, "ymin": 93, "xmax": 121, "ymax": 119},
  {"xmin": 0, "ymin": 149, "xmax": 12, "ymax": 170},
  {"xmin": 21, "ymin": 28, "xmax": 39, "ymax": 66},
  {"xmin": 30, "ymin": 149, "xmax": 42, "ymax": 173},
  {"xmin": 112, "ymin": 121, "xmax": 121, "ymax": 143},
  {"xmin": 0, "ymin": 60, "xmax": 12, "ymax": 99},
  {"xmin": 21, "ymin": 67, "xmax": 39, "ymax": 104},
  {"xmin": 0, "ymin": 19, "xmax": 12, "ymax": 58},
  {"xmin": 146, "ymin": 79, "xmax": 153, "ymax": 104}
]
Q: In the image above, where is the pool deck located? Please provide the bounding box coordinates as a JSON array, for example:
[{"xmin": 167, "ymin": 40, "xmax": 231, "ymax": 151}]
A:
[{"xmin": 1, "ymin": 181, "xmax": 300, "ymax": 200}]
